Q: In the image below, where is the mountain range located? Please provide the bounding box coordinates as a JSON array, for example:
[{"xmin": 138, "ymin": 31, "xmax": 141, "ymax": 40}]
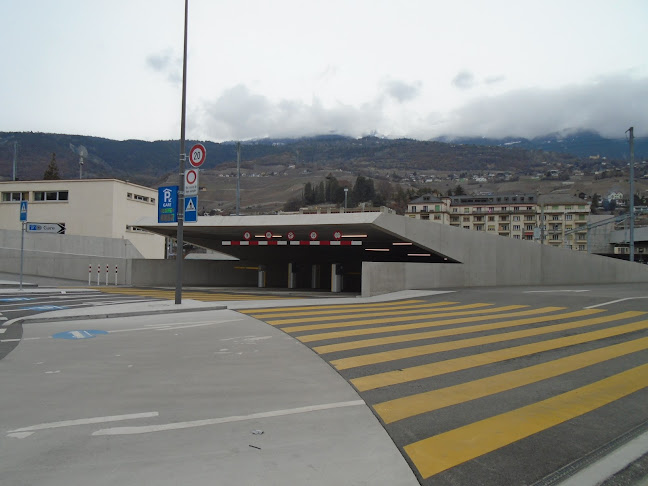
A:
[{"xmin": 0, "ymin": 130, "xmax": 645, "ymax": 188}]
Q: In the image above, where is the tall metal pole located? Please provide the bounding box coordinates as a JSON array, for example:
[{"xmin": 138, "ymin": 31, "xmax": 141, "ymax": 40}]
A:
[
  {"xmin": 12, "ymin": 141, "xmax": 17, "ymax": 181},
  {"xmin": 175, "ymin": 0, "xmax": 189, "ymax": 304},
  {"xmin": 628, "ymin": 127, "xmax": 635, "ymax": 262},
  {"xmin": 236, "ymin": 142, "xmax": 241, "ymax": 215},
  {"xmin": 19, "ymin": 222, "xmax": 25, "ymax": 290}
]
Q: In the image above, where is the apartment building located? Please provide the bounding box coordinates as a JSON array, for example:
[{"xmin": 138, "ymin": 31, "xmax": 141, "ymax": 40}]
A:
[{"xmin": 407, "ymin": 193, "xmax": 591, "ymax": 251}]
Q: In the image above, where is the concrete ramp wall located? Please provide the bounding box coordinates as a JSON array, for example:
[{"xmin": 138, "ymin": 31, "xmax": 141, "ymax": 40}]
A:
[
  {"xmin": 0, "ymin": 229, "xmax": 142, "ymax": 283},
  {"xmin": 362, "ymin": 213, "xmax": 648, "ymax": 296}
]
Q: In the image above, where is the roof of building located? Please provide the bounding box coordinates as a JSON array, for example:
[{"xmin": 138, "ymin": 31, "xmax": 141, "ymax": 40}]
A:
[
  {"xmin": 408, "ymin": 194, "xmax": 444, "ymax": 204},
  {"xmin": 538, "ymin": 194, "xmax": 591, "ymax": 205}
]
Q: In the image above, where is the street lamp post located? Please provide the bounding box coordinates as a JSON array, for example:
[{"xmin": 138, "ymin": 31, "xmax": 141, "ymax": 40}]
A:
[{"xmin": 344, "ymin": 188, "xmax": 348, "ymax": 209}]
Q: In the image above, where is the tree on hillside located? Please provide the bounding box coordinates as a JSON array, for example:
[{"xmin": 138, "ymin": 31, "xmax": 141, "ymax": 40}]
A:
[
  {"xmin": 453, "ymin": 184, "xmax": 466, "ymax": 196},
  {"xmin": 352, "ymin": 175, "xmax": 375, "ymax": 205},
  {"xmin": 43, "ymin": 153, "xmax": 61, "ymax": 180}
]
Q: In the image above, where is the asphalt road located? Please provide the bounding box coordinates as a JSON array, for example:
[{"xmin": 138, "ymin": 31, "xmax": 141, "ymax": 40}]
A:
[
  {"xmin": 3, "ymin": 283, "xmax": 648, "ymax": 485},
  {"xmin": 241, "ymin": 283, "xmax": 648, "ymax": 485}
]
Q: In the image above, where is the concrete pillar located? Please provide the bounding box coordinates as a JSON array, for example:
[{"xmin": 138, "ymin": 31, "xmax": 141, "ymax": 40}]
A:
[
  {"xmin": 288, "ymin": 262, "xmax": 298, "ymax": 289},
  {"xmin": 311, "ymin": 264, "xmax": 320, "ymax": 289},
  {"xmin": 258, "ymin": 265, "xmax": 266, "ymax": 288},
  {"xmin": 331, "ymin": 263, "xmax": 343, "ymax": 293}
]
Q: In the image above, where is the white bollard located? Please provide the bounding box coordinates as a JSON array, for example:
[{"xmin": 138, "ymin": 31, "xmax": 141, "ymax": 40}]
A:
[
  {"xmin": 105, "ymin": 264, "xmax": 109, "ymax": 286},
  {"xmin": 88, "ymin": 264, "xmax": 92, "ymax": 286},
  {"xmin": 96, "ymin": 264, "xmax": 100, "ymax": 286},
  {"xmin": 115, "ymin": 265, "xmax": 118, "ymax": 286}
]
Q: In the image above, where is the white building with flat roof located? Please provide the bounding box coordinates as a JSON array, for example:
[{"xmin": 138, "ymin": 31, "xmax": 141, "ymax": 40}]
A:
[{"xmin": 0, "ymin": 179, "xmax": 164, "ymax": 258}]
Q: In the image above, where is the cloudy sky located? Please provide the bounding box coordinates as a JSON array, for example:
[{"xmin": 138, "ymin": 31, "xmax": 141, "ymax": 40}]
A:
[{"xmin": 1, "ymin": 0, "xmax": 646, "ymax": 142}]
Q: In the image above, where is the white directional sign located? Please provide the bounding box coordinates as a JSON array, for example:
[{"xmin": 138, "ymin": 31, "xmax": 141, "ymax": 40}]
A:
[
  {"xmin": 184, "ymin": 169, "xmax": 199, "ymax": 196},
  {"xmin": 27, "ymin": 223, "xmax": 66, "ymax": 234}
]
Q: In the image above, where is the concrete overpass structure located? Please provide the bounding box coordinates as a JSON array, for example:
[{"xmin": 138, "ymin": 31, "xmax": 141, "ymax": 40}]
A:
[{"xmin": 134, "ymin": 210, "xmax": 648, "ymax": 296}]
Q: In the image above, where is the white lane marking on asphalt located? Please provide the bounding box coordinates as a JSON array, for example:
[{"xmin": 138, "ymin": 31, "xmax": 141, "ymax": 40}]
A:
[
  {"xmin": 0, "ymin": 338, "xmax": 21, "ymax": 342},
  {"xmin": 0, "ymin": 328, "xmax": 6, "ymax": 334},
  {"xmin": 45, "ymin": 370, "xmax": 60, "ymax": 374},
  {"xmin": 585, "ymin": 296, "xmax": 648, "ymax": 309},
  {"xmin": 109, "ymin": 319, "xmax": 245, "ymax": 334},
  {"xmin": 70, "ymin": 331, "xmax": 85, "ymax": 339},
  {"xmin": 93, "ymin": 400, "xmax": 366, "ymax": 436},
  {"xmin": 525, "ymin": 290, "xmax": 590, "ymax": 293},
  {"xmin": 8, "ymin": 432, "xmax": 34, "ymax": 439},
  {"xmin": 8, "ymin": 412, "xmax": 159, "ymax": 435}
]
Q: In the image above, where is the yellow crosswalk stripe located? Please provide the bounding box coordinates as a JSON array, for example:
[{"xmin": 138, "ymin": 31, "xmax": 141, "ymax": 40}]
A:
[
  {"xmin": 331, "ymin": 311, "xmax": 644, "ymax": 370},
  {"xmin": 375, "ymin": 335, "xmax": 648, "ymax": 424},
  {"xmin": 404, "ymin": 362, "xmax": 648, "ymax": 479},
  {"xmin": 279, "ymin": 305, "xmax": 528, "ymax": 332},
  {"xmin": 352, "ymin": 318, "xmax": 648, "ymax": 391},
  {"xmin": 240, "ymin": 299, "xmax": 426, "ymax": 315},
  {"xmin": 266, "ymin": 303, "xmax": 495, "ymax": 325},
  {"xmin": 299, "ymin": 307, "xmax": 565, "ymax": 343},
  {"xmin": 314, "ymin": 307, "xmax": 579, "ymax": 354}
]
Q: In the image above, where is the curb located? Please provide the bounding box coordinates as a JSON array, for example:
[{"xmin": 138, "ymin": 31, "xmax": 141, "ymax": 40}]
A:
[{"xmin": 15, "ymin": 305, "xmax": 228, "ymax": 325}]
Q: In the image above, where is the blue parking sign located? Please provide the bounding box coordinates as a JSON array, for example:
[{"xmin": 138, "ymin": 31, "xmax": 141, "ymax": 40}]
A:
[{"xmin": 158, "ymin": 186, "xmax": 178, "ymax": 223}]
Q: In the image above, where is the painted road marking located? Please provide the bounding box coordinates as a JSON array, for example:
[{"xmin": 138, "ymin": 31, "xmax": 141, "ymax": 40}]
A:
[
  {"xmin": 0, "ymin": 328, "xmax": 5, "ymax": 334},
  {"xmin": 7, "ymin": 412, "xmax": 159, "ymax": 439},
  {"xmin": 586, "ymin": 296, "xmax": 648, "ymax": 309},
  {"xmin": 352, "ymin": 319, "xmax": 648, "ymax": 391},
  {"xmin": 21, "ymin": 305, "xmax": 66, "ymax": 311},
  {"xmin": 248, "ymin": 302, "xmax": 470, "ymax": 320},
  {"xmin": 313, "ymin": 308, "xmax": 594, "ymax": 354},
  {"xmin": 268, "ymin": 303, "xmax": 504, "ymax": 326},
  {"xmin": 403, "ymin": 363, "xmax": 648, "ymax": 479},
  {"xmin": 374, "ymin": 336, "xmax": 648, "ymax": 424},
  {"xmin": 52, "ymin": 330, "xmax": 108, "ymax": 340},
  {"xmin": 330, "ymin": 311, "xmax": 643, "ymax": 370},
  {"xmin": 240, "ymin": 299, "xmax": 426, "ymax": 316},
  {"xmin": 93, "ymin": 400, "xmax": 365, "ymax": 436},
  {"xmin": 279, "ymin": 305, "xmax": 529, "ymax": 333},
  {"xmin": 0, "ymin": 297, "xmax": 32, "ymax": 302},
  {"xmin": 298, "ymin": 307, "xmax": 565, "ymax": 343}
]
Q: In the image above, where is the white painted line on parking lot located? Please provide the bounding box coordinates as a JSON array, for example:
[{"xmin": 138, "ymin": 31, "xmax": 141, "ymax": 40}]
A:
[
  {"xmin": 93, "ymin": 400, "xmax": 365, "ymax": 436},
  {"xmin": 7, "ymin": 411, "xmax": 159, "ymax": 439},
  {"xmin": 586, "ymin": 296, "xmax": 648, "ymax": 309},
  {"xmin": 109, "ymin": 318, "xmax": 245, "ymax": 334}
]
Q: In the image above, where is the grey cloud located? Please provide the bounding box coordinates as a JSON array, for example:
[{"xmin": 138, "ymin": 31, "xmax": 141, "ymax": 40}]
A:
[
  {"xmin": 484, "ymin": 74, "xmax": 506, "ymax": 85},
  {"xmin": 452, "ymin": 71, "xmax": 476, "ymax": 90},
  {"xmin": 146, "ymin": 50, "xmax": 181, "ymax": 84},
  {"xmin": 438, "ymin": 75, "xmax": 648, "ymax": 138},
  {"xmin": 198, "ymin": 84, "xmax": 386, "ymax": 140},
  {"xmin": 383, "ymin": 80, "xmax": 422, "ymax": 102}
]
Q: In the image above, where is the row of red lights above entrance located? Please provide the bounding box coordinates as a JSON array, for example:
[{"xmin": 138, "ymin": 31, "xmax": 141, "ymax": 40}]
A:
[
  {"xmin": 243, "ymin": 230, "xmax": 366, "ymax": 241},
  {"xmin": 237, "ymin": 231, "xmax": 430, "ymax": 256}
]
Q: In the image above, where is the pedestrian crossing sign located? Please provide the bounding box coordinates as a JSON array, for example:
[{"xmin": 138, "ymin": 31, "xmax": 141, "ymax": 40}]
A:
[{"xmin": 185, "ymin": 196, "xmax": 197, "ymax": 223}]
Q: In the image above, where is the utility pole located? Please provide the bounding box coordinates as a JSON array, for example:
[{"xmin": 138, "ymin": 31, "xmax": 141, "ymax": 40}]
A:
[
  {"xmin": 12, "ymin": 141, "xmax": 18, "ymax": 181},
  {"xmin": 236, "ymin": 142, "xmax": 241, "ymax": 215},
  {"xmin": 175, "ymin": 0, "xmax": 189, "ymax": 304},
  {"xmin": 627, "ymin": 127, "xmax": 635, "ymax": 262}
]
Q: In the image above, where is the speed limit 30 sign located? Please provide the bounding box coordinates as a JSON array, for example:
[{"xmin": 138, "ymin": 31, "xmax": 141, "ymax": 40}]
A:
[{"xmin": 189, "ymin": 144, "xmax": 206, "ymax": 168}]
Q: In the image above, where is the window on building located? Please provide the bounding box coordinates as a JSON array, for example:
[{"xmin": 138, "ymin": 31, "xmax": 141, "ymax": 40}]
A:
[
  {"xmin": 565, "ymin": 214, "xmax": 573, "ymax": 220},
  {"xmin": 552, "ymin": 205, "xmax": 559, "ymax": 209},
  {"xmin": 34, "ymin": 191, "xmax": 68, "ymax": 201},
  {"xmin": 1, "ymin": 191, "xmax": 29, "ymax": 202},
  {"xmin": 579, "ymin": 205, "xmax": 586, "ymax": 209},
  {"xmin": 552, "ymin": 215, "xmax": 560, "ymax": 220},
  {"xmin": 452, "ymin": 208, "xmax": 458, "ymax": 213},
  {"xmin": 551, "ymin": 234, "xmax": 560, "ymax": 240},
  {"xmin": 565, "ymin": 206, "xmax": 572, "ymax": 210},
  {"xmin": 578, "ymin": 244, "xmax": 586, "ymax": 251},
  {"xmin": 488, "ymin": 225, "xmax": 495, "ymax": 231},
  {"xmin": 513, "ymin": 215, "xmax": 520, "ymax": 221},
  {"xmin": 411, "ymin": 206, "xmax": 417, "ymax": 213},
  {"xmin": 422, "ymin": 205, "xmax": 428, "ymax": 212},
  {"xmin": 526, "ymin": 224, "xmax": 534, "ymax": 231},
  {"xmin": 474, "ymin": 216, "xmax": 483, "ymax": 222},
  {"xmin": 463, "ymin": 216, "xmax": 470, "ymax": 222},
  {"xmin": 488, "ymin": 216, "xmax": 495, "ymax": 221},
  {"xmin": 435, "ymin": 205, "xmax": 441, "ymax": 211},
  {"xmin": 133, "ymin": 194, "xmax": 150, "ymax": 202},
  {"xmin": 450, "ymin": 216, "xmax": 459, "ymax": 222},
  {"xmin": 464, "ymin": 208, "xmax": 470, "ymax": 213},
  {"xmin": 500, "ymin": 216, "xmax": 509, "ymax": 221},
  {"xmin": 475, "ymin": 225, "xmax": 484, "ymax": 231},
  {"xmin": 421, "ymin": 214, "xmax": 430, "ymax": 220},
  {"xmin": 526, "ymin": 206, "xmax": 533, "ymax": 211},
  {"xmin": 514, "ymin": 235, "xmax": 521, "ymax": 239},
  {"xmin": 513, "ymin": 225, "xmax": 521, "ymax": 230},
  {"xmin": 434, "ymin": 215, "xmax": 441, "ymax": 220},
  {"xmin": 579, "ymin": 215, "xmax": 586, "ymax": 220}
]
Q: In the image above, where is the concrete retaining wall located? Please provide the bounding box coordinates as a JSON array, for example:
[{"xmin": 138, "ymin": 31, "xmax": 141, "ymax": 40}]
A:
[
  {"xmin": 0, "ymin": 229, "xmax": 140, "ymax": 284},
  {"xmin": 361, "ymin": 213, "xmax": 648, "ymax": 296}
]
